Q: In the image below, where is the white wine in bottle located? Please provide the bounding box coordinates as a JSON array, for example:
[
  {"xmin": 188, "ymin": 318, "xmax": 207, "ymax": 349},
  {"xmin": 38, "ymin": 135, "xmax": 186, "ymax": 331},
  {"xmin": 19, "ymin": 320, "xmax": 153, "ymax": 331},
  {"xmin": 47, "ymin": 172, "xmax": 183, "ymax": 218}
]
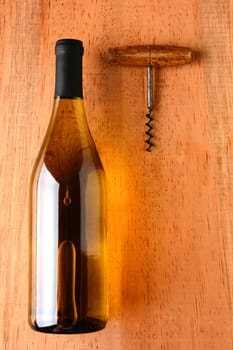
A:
[{"xmin": 29, "ymin": 39, "xmax": 108, "ymax": 334}]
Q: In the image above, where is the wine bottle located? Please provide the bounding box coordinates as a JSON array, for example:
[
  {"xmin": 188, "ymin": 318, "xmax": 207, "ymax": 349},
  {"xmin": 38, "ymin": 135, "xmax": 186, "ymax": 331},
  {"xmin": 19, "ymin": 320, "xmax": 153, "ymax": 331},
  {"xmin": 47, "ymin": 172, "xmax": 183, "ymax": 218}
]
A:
[{"xmin": 29, "ymin": 39, "xmax": 108, "ymax": 334}]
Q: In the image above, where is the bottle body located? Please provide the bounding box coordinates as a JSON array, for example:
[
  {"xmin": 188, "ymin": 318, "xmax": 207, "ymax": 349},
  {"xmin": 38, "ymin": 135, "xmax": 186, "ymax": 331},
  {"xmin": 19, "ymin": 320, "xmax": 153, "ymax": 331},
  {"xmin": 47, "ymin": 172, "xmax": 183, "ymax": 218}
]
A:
[{"xmin": 29, "ymin": 95, "xmax": 108, "ymax": 333}]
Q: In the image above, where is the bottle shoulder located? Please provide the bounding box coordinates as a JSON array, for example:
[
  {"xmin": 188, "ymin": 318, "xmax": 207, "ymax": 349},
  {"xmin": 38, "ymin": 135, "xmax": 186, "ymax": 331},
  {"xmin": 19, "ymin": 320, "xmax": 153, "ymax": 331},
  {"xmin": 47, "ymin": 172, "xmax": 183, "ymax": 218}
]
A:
[
  {"xmin": 31, "ymin": 140, "xmax": 105, "ymax": 185},
  {"xmin": 32, "ymin": 98, "xmax": 104, "ymax": 183}
]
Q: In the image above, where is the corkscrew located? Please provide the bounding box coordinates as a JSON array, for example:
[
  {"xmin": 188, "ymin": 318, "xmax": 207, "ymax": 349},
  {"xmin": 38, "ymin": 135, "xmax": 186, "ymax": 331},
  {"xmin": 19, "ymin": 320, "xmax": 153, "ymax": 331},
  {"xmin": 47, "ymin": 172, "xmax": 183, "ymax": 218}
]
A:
[
  {"xmin": 146, "ymin": 65, "xmax": 153, "ymax": 151},
  {"xmin": 108, "ymin": 45, "xmax": 192, "ymax": 151}
]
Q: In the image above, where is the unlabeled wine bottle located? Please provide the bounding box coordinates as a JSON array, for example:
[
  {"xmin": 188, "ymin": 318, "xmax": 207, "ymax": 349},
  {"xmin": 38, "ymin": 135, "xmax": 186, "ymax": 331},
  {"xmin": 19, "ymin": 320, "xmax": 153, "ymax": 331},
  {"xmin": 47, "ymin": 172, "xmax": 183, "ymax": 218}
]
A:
[{"xmin": 29, "ymin": 39, "xmax": 108, "ymax": 334}]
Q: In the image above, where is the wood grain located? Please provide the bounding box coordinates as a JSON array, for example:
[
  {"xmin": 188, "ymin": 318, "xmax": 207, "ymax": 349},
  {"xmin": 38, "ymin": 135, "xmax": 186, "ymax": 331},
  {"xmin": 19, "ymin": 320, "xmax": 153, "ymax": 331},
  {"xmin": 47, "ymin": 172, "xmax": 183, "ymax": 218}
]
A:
[{"xmin": 0, "ymin": 0, "xmax": 232, "ymax": 349}]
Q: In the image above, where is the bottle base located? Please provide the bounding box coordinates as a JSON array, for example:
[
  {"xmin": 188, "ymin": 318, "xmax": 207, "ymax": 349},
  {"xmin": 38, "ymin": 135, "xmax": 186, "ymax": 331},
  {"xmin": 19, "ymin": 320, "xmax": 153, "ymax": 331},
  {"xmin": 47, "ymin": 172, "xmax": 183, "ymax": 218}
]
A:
[{"xmin": 30, "ymin": 317, "xmax": 107, "ymax": 334}]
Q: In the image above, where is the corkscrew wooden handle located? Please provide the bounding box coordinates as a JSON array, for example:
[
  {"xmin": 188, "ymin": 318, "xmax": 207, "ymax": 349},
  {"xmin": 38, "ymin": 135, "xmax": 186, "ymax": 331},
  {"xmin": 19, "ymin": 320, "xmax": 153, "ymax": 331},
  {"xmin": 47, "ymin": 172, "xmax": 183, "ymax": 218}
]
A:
[{"xmin": 108, "ymin": 45, "xmax": 192, "ymax": 67}]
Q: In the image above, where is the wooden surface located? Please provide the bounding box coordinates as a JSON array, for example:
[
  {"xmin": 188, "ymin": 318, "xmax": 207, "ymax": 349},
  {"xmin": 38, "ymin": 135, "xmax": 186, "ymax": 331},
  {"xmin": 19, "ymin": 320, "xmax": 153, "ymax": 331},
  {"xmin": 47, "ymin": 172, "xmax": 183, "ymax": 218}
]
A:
[{"xmin": 0, "ymin": 0, "xmax": 232, "ymax": 349}]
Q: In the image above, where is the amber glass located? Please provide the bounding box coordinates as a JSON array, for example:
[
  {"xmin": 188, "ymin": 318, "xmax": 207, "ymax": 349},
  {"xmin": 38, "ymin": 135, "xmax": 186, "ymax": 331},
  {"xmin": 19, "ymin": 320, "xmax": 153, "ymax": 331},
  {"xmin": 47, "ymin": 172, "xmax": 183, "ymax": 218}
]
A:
[{"xmin": 29, "ymin": 98, "xmax": 108, "ymax": 333}]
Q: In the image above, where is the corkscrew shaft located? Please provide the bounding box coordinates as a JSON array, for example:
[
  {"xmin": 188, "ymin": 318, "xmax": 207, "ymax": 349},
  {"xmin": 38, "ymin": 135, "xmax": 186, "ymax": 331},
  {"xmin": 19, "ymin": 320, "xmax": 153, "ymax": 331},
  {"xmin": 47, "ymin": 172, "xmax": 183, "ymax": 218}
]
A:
[{"xmin": 147, "ymin": 66, "xmax": 153, "ymax": 111}]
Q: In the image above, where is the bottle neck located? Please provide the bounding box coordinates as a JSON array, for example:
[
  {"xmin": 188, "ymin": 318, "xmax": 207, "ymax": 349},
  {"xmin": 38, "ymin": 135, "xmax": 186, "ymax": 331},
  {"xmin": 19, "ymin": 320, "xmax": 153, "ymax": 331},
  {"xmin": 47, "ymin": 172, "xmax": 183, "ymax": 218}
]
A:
[{"xmin": 55, "ymin": 52, "xmax": 83, "ymax": 98}]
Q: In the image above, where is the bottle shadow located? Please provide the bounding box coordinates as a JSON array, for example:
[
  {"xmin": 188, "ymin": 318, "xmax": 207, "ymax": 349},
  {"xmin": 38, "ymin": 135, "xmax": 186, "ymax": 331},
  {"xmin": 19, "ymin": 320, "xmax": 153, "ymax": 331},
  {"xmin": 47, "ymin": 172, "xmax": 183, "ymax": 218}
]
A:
[
  {"xmin": 101, "ymin": 61, "xmax": 170, "ymax": 322},
  {"xmin": 99, "ymin": 48, "xmax": 201, "ymax": 325}
]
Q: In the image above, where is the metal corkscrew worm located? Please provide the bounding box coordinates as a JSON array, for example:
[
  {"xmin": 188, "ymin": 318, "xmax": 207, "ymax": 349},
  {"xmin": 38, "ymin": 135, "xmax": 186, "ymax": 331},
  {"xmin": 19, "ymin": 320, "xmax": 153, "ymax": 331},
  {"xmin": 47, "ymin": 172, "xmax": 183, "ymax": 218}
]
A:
[{"xmin": 108, "ymin": 45, "xmax": 192, "ymax": 152}]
